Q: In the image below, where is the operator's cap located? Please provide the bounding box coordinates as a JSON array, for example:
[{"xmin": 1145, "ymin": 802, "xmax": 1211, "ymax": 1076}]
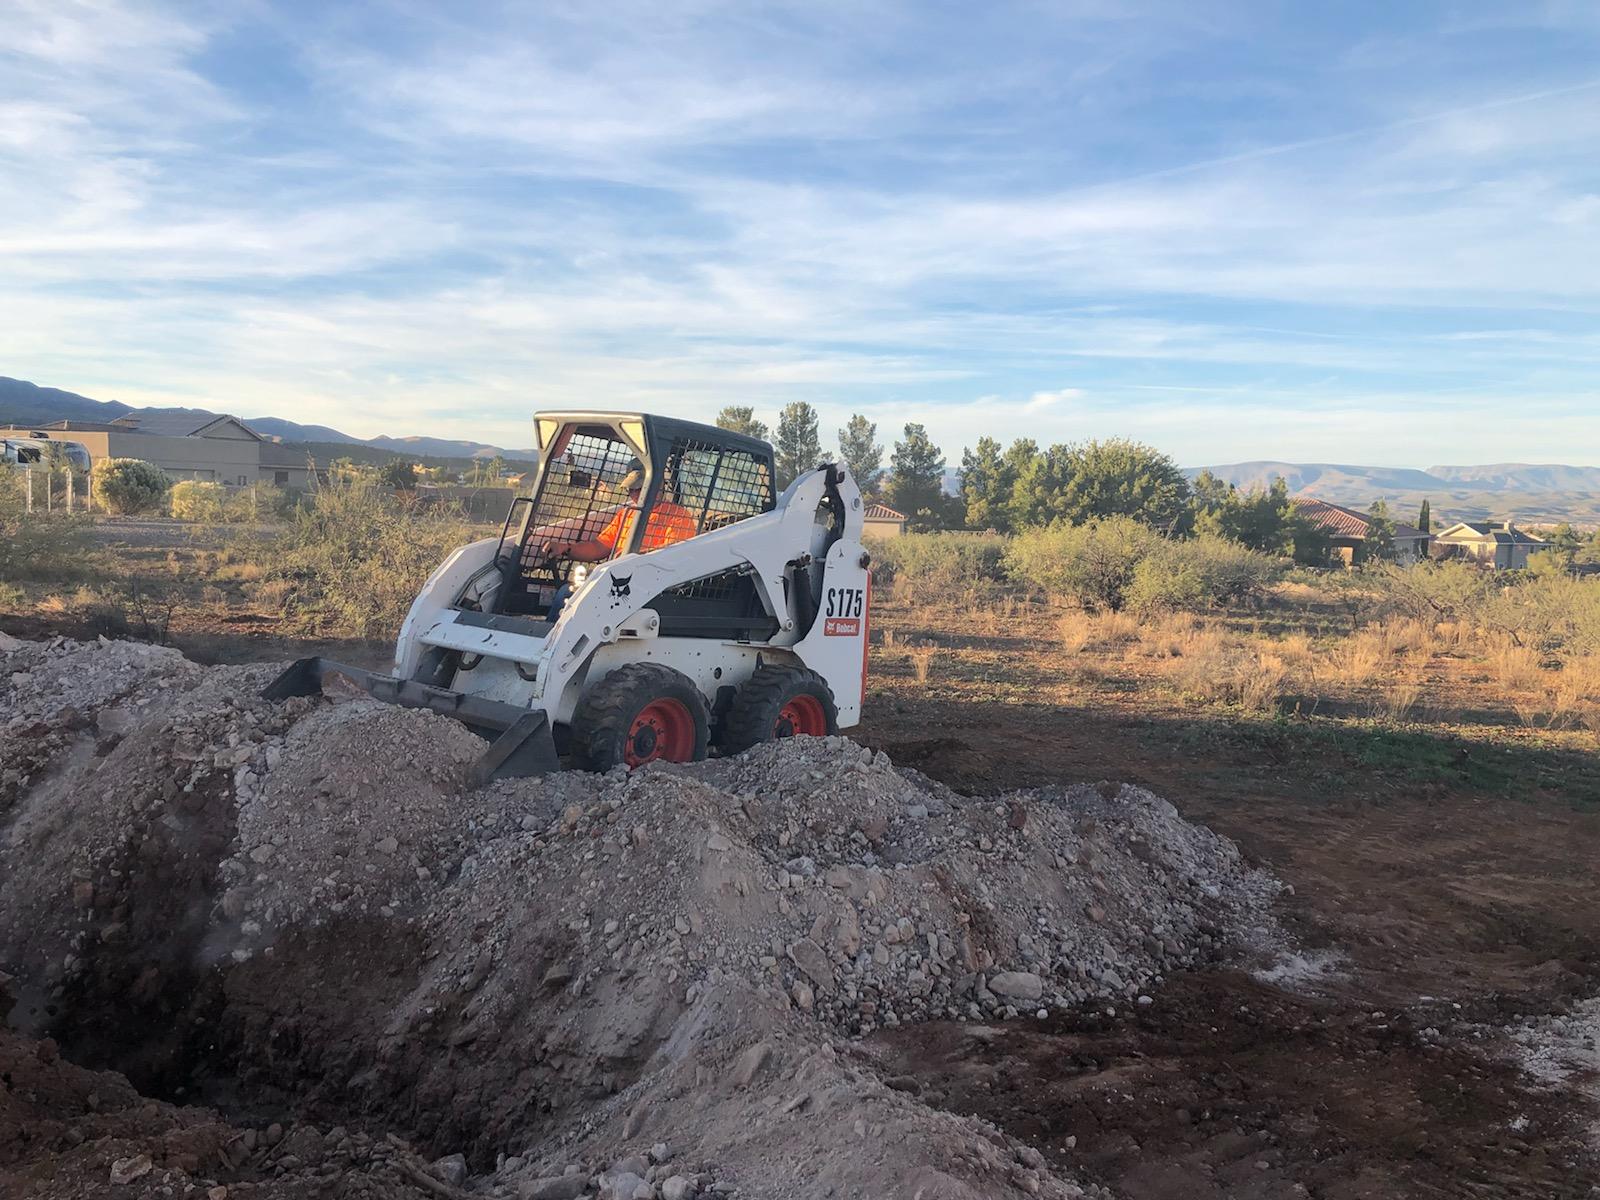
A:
[{"xmin": 617, "ymin": 458, "xmax": 646, "ymax": 492}]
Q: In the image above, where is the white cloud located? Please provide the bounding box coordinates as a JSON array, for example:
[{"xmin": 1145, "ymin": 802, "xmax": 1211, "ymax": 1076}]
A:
[{"xmin": 2, "ymin": 0, "xmax": 1599, "ymax": 467}]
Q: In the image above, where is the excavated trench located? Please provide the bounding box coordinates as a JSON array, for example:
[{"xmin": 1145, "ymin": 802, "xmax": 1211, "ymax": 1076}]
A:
[{"xmin": 3, "ymin": 636, "xmax": 1301, "ymax": 1199}]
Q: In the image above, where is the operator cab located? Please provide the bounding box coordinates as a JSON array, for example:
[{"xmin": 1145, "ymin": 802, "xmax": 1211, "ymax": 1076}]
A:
[{"xmin": 493, "ymin": 413, "xmax": 779, "ymax": 639}]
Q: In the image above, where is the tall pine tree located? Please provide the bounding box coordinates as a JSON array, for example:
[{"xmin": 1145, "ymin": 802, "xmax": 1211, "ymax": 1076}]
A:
[
  {"xmin": 960, "ymin": 437, "xmax": 1011, "ymax": 531},
  {"xmin": 1417, "ymin": 498, "xmax": 1431, "ymax": 533},
  {"xmin": 887, "ymin": 423, "xmax": 951, "ymax": 530},
  {"xmin": 773, "ymin": 401, "xmax": 822, "ymax": 488},
  {"xmin": 714, "ymin": 405, "xmax": 769, "ymax": 442},
  {"xmin": 837, "ymin": 414, "xmax": 883, "ymax": 495}
]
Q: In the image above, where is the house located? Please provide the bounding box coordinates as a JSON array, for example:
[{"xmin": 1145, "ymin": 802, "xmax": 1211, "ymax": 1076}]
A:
[
  {"xmin": 1293, "ymin": 497, "xmax": 1432, "ymax": 566},
  {"xmin": 1, "ymin": 412, "xmax": 322, "ymax": 489},
  {"xmin": 1432, "ymin": 520, "xmax": 1548, "ymax": 570},
  {"xmin": 862, "ymin": 502, "xmax": 908, "ymax": 538}
]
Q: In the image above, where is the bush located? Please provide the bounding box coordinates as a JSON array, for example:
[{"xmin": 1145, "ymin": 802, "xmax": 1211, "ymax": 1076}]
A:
[
  {"xmin": 1005, "ymin": 517, "xmax": 1160, "ymax": 611},
  {"xmin": 1367, "ymin": 561, "xmax": 1494, "ymax": 624},
  {"xmin": 169, "ymin": 480, "xmax": 228, "ymax": 522},
  {"xmin": 258, "ymin": 479, "xmax": 476, "ymax": 638},
  {"xmin": 0, "ymin": 465, "xmax": 94, "ymax": 582},
  {"xmin": 869, "ymin": 532, "xmax": 1008, "ymax": 603},
  {"xmin": 1125, "ymin": 535, "xmax": 1282, "ymax": 615},
  {"xmin": 92, "ymin": 458, "xmax": 171, "ymax": 514},
  {"xmin": 169, "ymin": 480, "xmax": 295, "ymax": 523}
]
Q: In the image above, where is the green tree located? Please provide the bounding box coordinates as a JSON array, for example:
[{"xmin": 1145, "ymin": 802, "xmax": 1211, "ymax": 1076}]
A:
[
  {"xmin": 715, "ymin": 405, "xmax": 769, "ymax": 442},
  {"xmin": 773, "ymin": 401, "xmax": 822, "ymax": 489},
  {"xmin": 1055, "ymin": 438, "xmax": 1191, "ymax": 531},
  {"xmin": 1195, "ymin": 477, "xmax": 1295, "ymax": 554},
  {"xmin": 378, "ymin": 459, "xmax": 418, "ymax": 490},
  {"xmin": 887, "ymin": 423, "xmax": 953, "ymax": 531},
  {"xmin": 837, "ymin": 414, "xmax": 883, "ymax": 496},
  {"xmin": 1286, "ymin": 507, "xmax": 1336, "ymax": 566},
  {"xmin": 959, "ymin": 437, "xmax": 1014, "ymax": 531},
  {"xmin": 91, "ymin": 458, "xmax": 171, "ymax": 515},
  {"xmin": 1190, "ymin": 469, "xmax": 1235, "ymax": 515},
  {"xmin": 1417, "ymin": 498, "xmax": 1431, "ymax": 533},
  {"xmin": 1006, "ymin": 443, "xmax": 1073, "ymax": 529},
  {"xmin": 1364, "ymin": 499, "xmax": 1397, "ymax": 561}
]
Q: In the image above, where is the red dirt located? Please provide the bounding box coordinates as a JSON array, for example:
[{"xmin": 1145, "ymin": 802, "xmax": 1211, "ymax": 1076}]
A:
[{"xmin": 858, "ymin": 692, "xmax": 1600, "ymax": 1198}]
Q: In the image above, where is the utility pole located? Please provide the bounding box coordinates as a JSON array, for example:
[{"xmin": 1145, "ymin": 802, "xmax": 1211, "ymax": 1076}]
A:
[
  {"xmin": 66, "ymin": 471, "xmax": 74, "ymax": 513},
  {"xmin": 24, "ymin": 466, "xmax": 32, "ymax": 514}
]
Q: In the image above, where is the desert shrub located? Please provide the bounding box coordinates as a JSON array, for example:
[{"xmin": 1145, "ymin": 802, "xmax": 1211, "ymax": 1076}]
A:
[
  {"xmin": 870, "ymin": 532, "xmax": 1008, "ymax": 603},
  {"xmin": 1125, "ymin": 535, "xmax": 1283, "ymax": 615},
  {"xmin": 1005, "ymin": 516, "xmax": 1160, "ymax": 611},
  {"xmin": 169, "ymin": 480, "xmax": 228, "ymax": 522},
  {"xmin": 0, "ymin": 465, "xmax": 94, "ymax": 582},
  {"xmin": 1481, "ymin": 572, "xmax": 1600, "ymax": 660},
  {"xmin": 1368, "ymin": 561, "xmax": 1494, "ymax": 624},
  {"xmin": 168, "ymin": 480, "xmax": 294, "ymax": 524},
  {"xmin": 256, "ymin": 479, "xmax": 475, "ymax": 638},
  {"xmin": 92, "ymin": 458, "xmax": 171, "ymax": 515}
]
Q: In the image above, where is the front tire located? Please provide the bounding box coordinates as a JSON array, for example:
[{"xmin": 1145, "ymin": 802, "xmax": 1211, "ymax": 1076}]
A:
[
  {"xmin": 571, "ymin": 663, "xmax": 710, "ymax": 771},
  {"xmin": 717, "ymin": 664, "xmax": 838, "ymax": 755}
]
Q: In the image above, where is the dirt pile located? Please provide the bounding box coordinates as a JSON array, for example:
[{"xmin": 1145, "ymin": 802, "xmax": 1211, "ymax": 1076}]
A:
[{"xmin": 1, "ymin": 636, "xmax": 1289, "ymax": 1199}]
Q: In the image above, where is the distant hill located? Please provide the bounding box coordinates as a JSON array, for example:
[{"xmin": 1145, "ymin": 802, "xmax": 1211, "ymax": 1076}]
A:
[
  {"xmin": 0, "ymin": 374, "xmax": 536, "ymax": 462},
  {"xmin": 1190, "ymin": 461, "xmax": 1456, "ymax": 494},
  {"xmin": 245, "ymin": 416, "xmax": 538, "ymax": 463},
  {"xmin": 1189, "ymin": 461, "xmax": 1600, "ymax": 529},
  {"xmin": 0, "ymin": 376, "xmax": 131, "ymax": 426},
  {"xmin": 1426, "ymin": 463, "xmax": 1600, "ymax": 491}
]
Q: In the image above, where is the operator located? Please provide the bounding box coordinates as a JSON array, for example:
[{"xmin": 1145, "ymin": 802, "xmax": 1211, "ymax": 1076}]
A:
[
  {"xmin": 539, "ymin": 459, "xmax": 697, "ymax": 623},
  {"xmin": 540, "ymin": 458, "xmax": 697, "ymax": 562}
]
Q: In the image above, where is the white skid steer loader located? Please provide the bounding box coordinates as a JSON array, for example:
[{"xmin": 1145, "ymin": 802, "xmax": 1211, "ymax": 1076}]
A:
[{"xmin": 264, "ymin": 412, "xmax": 873, "ymax": 778}]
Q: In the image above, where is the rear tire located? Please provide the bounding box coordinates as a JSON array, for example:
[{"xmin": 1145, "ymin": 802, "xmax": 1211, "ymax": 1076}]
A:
[
  {"xmin": 571, "ymin": 663, "xmax": 710, "ymax": 772},
  {"xmin": 717, "ymin": 664, "xmax": 838, "ymax": 755}
]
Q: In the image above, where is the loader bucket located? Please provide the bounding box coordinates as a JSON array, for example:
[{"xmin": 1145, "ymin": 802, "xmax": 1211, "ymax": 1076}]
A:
[{"xmin": 262, "ymin": 656, "xmax": 560, "ymax": 781}]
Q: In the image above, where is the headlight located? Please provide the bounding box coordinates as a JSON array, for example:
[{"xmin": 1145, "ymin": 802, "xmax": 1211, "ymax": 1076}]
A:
[{"xmin": 569, "ymin": 563, "xmax": 590, "ymax": 587}]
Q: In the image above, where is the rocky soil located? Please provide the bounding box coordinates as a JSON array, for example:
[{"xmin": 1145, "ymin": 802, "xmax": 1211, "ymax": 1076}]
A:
[{"xmin": 1, "ymin": 634, "xmax": 1291, "ymax": 1199}]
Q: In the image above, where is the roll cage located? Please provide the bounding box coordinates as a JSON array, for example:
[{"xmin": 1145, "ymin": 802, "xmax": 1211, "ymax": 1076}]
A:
[{"xmin": 494, "ymin": 413, "xmax": 777, "ymax": 619}]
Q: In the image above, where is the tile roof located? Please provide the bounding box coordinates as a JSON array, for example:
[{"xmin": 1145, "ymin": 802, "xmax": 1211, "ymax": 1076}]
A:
[
  {"xmin": 863, "ymin": 503, "xmax": 906, "ymax": 522},
  {"xmin": 1293, "ymin": 497, "xmax": 1428, "ymax": 541}
]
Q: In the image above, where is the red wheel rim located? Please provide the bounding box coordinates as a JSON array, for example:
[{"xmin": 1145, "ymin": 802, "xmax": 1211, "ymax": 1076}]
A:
[
  {"xmin": 625, "ymin": 698, "xmax": 696, "ymax": 767},
  {"xmin": 774, "ymin": 694, "xmax": 827, "ymax": 739}
]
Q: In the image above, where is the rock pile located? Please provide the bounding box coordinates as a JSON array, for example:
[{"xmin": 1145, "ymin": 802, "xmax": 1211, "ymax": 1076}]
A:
[{"xmin": 0, "ymin": 636, "xmax": 1289, "ymax": 1200}]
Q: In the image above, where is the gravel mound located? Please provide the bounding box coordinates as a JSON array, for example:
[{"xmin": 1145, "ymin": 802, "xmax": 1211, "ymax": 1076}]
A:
[{"xmin": 1, "ymin": 637, "xmax": 1289, "ymax": 1200}]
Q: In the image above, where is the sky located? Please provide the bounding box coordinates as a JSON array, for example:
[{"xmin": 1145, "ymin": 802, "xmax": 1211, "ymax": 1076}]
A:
[{"xmin": 3, "ymin": 1, "xmax": 1599, "ymax": 467}]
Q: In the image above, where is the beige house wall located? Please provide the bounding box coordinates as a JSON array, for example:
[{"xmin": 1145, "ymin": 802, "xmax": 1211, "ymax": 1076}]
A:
[
  {"xmin": 863, "ymin": 517, "xmax": 906, "ymax": 538},
  {"xmin": 107, "ymin": 430, "xmax": 260, "ymax": 484}
]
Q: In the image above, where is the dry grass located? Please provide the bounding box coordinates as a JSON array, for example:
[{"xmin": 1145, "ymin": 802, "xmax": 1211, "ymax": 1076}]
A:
[
  {"xmin": 250, "ymin": 578, "xmax": 295, "ymax": 609},
  {"xmin": 1172, "ymin": 632, "xmax": 1294, "ymax": 712},
  {"xmin": 1334, "ymin": 627, "xmax": 1388, "ymax": 686},
  {"xmin": 1379, "ymin": 671, "xmax": 1427, "ymax": 723},
  {"xmin": 1487, "ymin": 637, "xmax": 1543, "ymax": 694},
  {"xmin": 1057, "ymin": 612, "xmax": 1092, "ymax": 655},
  {"xmin": 1379, "ymin": 617, "xmax": 1434, "ymax": 659}
]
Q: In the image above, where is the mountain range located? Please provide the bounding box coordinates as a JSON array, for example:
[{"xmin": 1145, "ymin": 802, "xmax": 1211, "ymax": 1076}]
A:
[
  {"xmin": 0, "ymin": 376, "xmax": 537, "ymax": 463},
  {"xmin": 1188, "ymin": 460, "xmax": 1600, "ymax": 495},
  {"xmin": 4, "ymin": 376, "xmax": 1597, "ymax": 523}
]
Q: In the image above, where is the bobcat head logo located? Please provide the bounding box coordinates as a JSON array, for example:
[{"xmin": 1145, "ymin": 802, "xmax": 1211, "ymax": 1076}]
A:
[{"xmin": 610, "ymin": 574, "xmax": 632, "ymax": 598}]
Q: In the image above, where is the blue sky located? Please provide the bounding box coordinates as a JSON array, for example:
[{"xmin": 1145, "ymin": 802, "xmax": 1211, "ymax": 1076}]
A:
[{"xmin": 3, "ymin": 1, "xmax": 1599, "ymax": 466}]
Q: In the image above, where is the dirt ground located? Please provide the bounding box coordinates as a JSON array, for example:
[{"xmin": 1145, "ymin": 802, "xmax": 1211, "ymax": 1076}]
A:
[
  {"xmin": 856, "ymin": 687, "xmax": 1600, "ymax": 1198},
  {"xmin": 2, "ymin": 582, "xmax": 1598, "ymax": 1198}
]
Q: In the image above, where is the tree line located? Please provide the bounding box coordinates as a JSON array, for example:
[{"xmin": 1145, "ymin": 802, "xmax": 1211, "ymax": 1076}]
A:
[{"xmin": 715, "ymin": 403, "xmax": 1358, "ymax": 561}]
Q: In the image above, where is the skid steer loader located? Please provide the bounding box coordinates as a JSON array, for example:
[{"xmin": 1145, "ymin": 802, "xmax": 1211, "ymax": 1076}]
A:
[{"xmin": 263, "ymin": 412, "xmax": 873, "ymax": 778}]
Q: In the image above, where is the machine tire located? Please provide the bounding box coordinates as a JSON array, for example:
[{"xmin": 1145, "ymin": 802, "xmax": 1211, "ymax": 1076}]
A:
[
  {"xmin": 571, "ymin": 663, "xmax": 710, "ymax": 772},
  {"xmin": 717, "ymin": 664, "xmax": 838, "ymax": 755}
]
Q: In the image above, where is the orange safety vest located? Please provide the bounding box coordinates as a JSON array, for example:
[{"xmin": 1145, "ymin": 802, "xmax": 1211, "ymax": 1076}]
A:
[{"xmin": 596, "ymin": 501, "xmax": 698, "ymax": 554}]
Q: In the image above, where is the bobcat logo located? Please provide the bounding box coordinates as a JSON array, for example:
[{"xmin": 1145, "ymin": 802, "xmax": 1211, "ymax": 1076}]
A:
[{"xmin": 609, "ymin": 574, "xmax": 632, "ymax": 598}]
